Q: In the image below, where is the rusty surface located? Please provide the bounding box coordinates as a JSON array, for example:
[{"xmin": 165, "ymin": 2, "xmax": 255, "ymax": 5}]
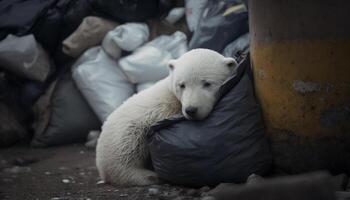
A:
[{"xmin": 249, "ymin": 0, "xmax": 350, "ymax": 137}]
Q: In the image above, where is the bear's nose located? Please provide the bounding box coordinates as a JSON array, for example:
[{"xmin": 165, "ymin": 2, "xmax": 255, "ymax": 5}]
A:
[{"xmin": 185, "ymin": 107, "xmax": 198, "ymax": 117}]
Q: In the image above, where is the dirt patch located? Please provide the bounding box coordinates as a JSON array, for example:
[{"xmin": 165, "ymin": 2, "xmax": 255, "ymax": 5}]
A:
[{"xmin": 0, "ymin": 144, "xmax": 206, "ymax": 200}]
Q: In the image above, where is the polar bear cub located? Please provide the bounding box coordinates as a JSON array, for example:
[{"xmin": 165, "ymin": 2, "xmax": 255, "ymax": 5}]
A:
[{"xmin": 96, "ymin": 48, "xmax": 237, "ymax": 186}]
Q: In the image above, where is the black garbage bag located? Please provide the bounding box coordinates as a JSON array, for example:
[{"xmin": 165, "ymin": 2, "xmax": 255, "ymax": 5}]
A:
[
  {"xmin": 0, "ymin": 0, "xmax": 93, "ymax": 55},
  {"xmin": 0, "ymin": 0, "xmax": 57, "ymax": 41},
  {"xmin": 189, "ymin": 0, "xmax": 249, "ymax": 53},
  {"xmin": 31, "ymin": 73, "xmax": 101, "ymax": 147},
  {"xmin": 32, "ymin": 0, "xmax": 93, "ymax": 55},
  {"xmin": 0, "ymin": 72, "xmax": 32, "ymax": 147},
  {"xmin": 31, "ymin": 0, "xmax": 71, "ymax": 54},
  {"xmin": 148, "ymin": 57, "xmax": 272, "ymax": 187},
  {"xmin": 89, "ymin": 0, "xmax": 172, "ymax": 23}
]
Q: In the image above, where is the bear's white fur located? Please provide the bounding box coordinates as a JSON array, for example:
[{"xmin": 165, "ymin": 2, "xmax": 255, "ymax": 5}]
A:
[{"xmin": 96, "ymin": 49, "xmax": 237, "ymax": 186}]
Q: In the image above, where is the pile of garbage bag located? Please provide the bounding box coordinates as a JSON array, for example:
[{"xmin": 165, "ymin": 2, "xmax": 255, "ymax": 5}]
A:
[
  {"xmin": 0, "ymin": 0, "xmax": 273, "ymax": 186},
  {"xmin": 0, "ymin": 0, "xmax": 257, "ymax": 181}
]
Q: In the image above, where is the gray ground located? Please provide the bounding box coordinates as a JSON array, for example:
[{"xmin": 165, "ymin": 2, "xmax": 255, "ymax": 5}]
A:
[{"xmin": 0, "ymin": 144, "xmax": 208, "ymax": 200}]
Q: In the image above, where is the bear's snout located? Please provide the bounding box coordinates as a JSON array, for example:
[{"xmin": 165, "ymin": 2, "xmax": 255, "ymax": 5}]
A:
[{"xmin": 185, "ymin": 106, "xmax": 198, "ymax": 118}]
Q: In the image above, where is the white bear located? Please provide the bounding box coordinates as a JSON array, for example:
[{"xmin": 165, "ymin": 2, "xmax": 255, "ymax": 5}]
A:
[{"xmin": 96, "ymin": 49, "xmax": 237, "ymax": 186}]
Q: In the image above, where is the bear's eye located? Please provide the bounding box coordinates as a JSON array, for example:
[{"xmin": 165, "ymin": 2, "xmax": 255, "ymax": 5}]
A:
[
  {"xmin": 179, "ymin": 83, "xmax": 185, "ymax": 89},
  {"xmin": 203, "ymin": 82, "xmax": 211, "ymax": 88}
]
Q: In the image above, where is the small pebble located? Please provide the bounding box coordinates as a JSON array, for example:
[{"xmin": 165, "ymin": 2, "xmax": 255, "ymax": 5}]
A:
[
  {"xmin": 45, "ymin": 171, "xmax": 51, "ymax": 175},
  {"xmin": 59, "ymin": 166, "xmax": 67, "ymax": 170},
  {"xmin": 148, "ymin": 187, "xmax": 160, "ymax": 196},
  {"xmin": 62, "ymin": 179, "xmax": 70, "ymax": 184},
  {"xmin": 80, "ymin": 150, "xmax": 85, "ymax": 154},
  {"xmin": 119, "ymin": 194, "xmax": 128, "ymax": 197}
]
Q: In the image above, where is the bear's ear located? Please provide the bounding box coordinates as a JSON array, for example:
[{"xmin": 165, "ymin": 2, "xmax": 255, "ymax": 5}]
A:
[
  {"xmin": 223, "ymin": 57, "xmax": 238, "ymax": 69},
  {"xmin": 168, "ymin": 59, "xmax": 176, "ymax": 71}
]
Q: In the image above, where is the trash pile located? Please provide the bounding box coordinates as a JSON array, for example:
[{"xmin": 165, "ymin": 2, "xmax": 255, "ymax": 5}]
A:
[{"xmin": 0, "ymin": 0, "xmax": 249, "ymax": 148}]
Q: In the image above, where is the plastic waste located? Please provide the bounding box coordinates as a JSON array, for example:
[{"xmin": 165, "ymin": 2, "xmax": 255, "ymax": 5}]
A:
[
  {"xmin": 119, "ymin": 31, "xmax": 188, "ymax": 84},
  {"xmin": 185, "ymin": 0, "xmax": 208, "ymax": 32},
  {"xmin": 0, "ymin": 34, "xmax": 53, "ymax": 82},
  {"xmin": 165, "ymin": 7, "xmax": 186, "ymax": 24},
  {"xmin": 102, "ymin": 23, "xmax": 149, "ymax": 59},
  {"xmin": 72, "ymin": 47, "xmax": 134, "ymax": 121}
]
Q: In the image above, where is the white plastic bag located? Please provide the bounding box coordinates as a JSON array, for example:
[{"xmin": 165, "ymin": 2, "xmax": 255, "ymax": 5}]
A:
[
  {"xmin": 165, "ymin": 7, "xmax": 185, "ymax": 24},
  {"xmin": 102, "ymin": 23, "xmax": 149, "ymax": 59},
  {"xmin": 118, "ymin": 31, "xmax": 188, "ymax": 84},
  {"xmin": 185, "ymin": 0, "xmax": 208, "ymax": 32},
  {"xmin": 0, "ymin": 34, "xmax": 52, "ymax": 82},
  {"xmin": 72, "ymin": 47, "xmax": 134, "ymax": 121}
]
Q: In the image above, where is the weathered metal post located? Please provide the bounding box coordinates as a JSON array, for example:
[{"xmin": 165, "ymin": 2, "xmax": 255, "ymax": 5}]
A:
[{"xmin": 248, "ymin": 0, "xmax": 350, "ymax": 173}]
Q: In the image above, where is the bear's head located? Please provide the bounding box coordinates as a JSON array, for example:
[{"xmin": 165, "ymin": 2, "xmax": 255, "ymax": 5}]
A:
[{"xmin": 168, "ymin": 48, "xmax": 237, "ymax": 120}]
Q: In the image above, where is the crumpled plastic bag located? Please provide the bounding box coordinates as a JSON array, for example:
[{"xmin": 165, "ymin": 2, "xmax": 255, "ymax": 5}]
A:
[
  {"xmin": 102, "ymin": 23, "xmax": 149, "ymax": 59},
  {"xmin": 185, "ymin": 0, "xmax": 208, "ymax": 32},
  {"xmin": 31, "ymin": 74, "xmax": 101, "ymax": 147},
  {"xmin": 119, "ymin": 31, "xmax": 188, "ymax": 84},
  {"xmin": 165, "ymin": 7, "xmax": 185, "ymax": 24},
  {"xmin": 0, "ymin": 34, "xmax": 53, "ymax": 82},
  {"xmin": 189, "ymin": 0, "xmax": 249, "ymax": 53},
  {"xmin": 72, "ymin": 47, "xmax": 134, "ymax": 121}
]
